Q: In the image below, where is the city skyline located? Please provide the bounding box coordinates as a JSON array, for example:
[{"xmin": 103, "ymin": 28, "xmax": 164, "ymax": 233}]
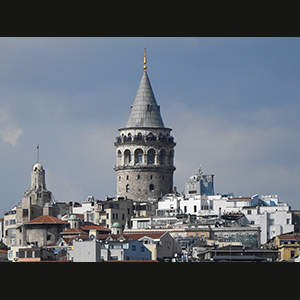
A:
[{"xmin": 0, "ymin": 37, "xmax": 300, "ymax": 215}]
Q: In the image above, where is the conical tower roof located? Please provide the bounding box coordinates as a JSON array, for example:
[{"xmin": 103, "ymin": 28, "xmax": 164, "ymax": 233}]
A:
[{"xmin": 125, "ymin": 70, "xmax": 165, "ymax": 128}]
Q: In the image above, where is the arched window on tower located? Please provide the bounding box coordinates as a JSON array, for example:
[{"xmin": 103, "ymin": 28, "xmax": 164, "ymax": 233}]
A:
[
  {"xmin": 135, "ymin": 149, "xmax": 143, "ymax": 164},
  {"xmin": 117, "ymin": 150, "xmax": 122, "ymax": 166},
  {"xmin": 126, "ymin": 184, "xmax": 130, "ymax": 193},
  {"xmin": 169, "ymin": 150, "xmax": 174, "ymax": 165},
  {"xmin": 147, "ymin": 149, "xmax": 155, "ymax": 164},
  {"xmin": 149, "ymin": 184, "xmax": 154, "ymax": 192},
  {"xmin": 124, "ymin": 149, "xmax": 131, "ymax": 164},
  {"xmin": 136, "ymin": 132, "xmax": 143, "ymax": 140},
  {"xmin": 159, "ymin": 149, "xmax": 166, "ymax": 165}
]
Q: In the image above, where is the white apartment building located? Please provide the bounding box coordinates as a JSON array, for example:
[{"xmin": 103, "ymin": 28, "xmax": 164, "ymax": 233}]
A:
[{"xmin": 157, "ymin": 192, "xmax": 293, "ymax": 245}]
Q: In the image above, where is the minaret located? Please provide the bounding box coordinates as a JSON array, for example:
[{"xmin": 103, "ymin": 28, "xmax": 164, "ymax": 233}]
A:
[
  {"xmin": 17, "ymin": 145, "xmax": 52, "ymax": 223},
  {"xmin": 30, "ymin": 145, "xmax": 47, "ymax": 191},
  {"xmin": 114, "ymin": 49, "xmax": 176, "ymax": 202}
]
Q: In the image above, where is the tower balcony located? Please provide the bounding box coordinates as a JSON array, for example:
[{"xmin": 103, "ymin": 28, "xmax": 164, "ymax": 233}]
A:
[{"xmin": 114, "ymin": 133, "xmax": 176, "ymax": 148}]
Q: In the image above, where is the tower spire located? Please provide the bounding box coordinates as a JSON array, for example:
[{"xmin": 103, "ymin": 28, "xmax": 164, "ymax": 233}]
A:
[
  {"xmin": 37, "ymin": 144, "xmax": 39, "ymax": 163},
  {"xmin": 143, "ymin": 48, "xmax": 147, "ymax": 70}
]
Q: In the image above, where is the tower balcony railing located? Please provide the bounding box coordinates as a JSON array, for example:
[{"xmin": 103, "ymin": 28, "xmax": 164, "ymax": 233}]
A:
[{"xmin": 115, "ymin": 133, "xmax": 176, "ymax": 147}]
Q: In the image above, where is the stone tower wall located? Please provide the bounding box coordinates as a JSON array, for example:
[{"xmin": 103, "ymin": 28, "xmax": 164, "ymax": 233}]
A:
[{"xmin": 114, "ymin": 128, "xmax": 176, "ymax": 201}]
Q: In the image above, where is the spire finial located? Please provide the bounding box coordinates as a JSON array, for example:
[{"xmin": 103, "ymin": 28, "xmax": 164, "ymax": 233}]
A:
[
  {"xmin": 37, "ymin": 143, "xmax": 39, "ymax": 163},
  {"xmin": 143, "ymin": 48, "xmax": 147, "ymax": 70}
]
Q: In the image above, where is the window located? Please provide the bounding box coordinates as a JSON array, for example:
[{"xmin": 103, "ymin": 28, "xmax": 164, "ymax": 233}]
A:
[
  {"xmin": 124, "ymin": 149, "xmax": 131, "ymax": 164},
  {"xmin": 19, "ymin": 251, "xmax": 25, "ymax": 258},
  {"xmin": 287, "ymin": 218, "xmax": 290, "ymax": 224},
  {"xmin": 184, "ymin": 206, "xmax": 187, "ymax": 213},
  {"xmin": 147, "ymin": 149, "xmax": 155, "ymax": 164},
  {"xmin": 159, "ymin": 149, "xmax": 166, "ymax": 165},
  {"xmin": 116, "ymin": 213, "xmax": 118, "ymax": 220},
  {"xmin": 141, "ymin": 246, "xmax": 145, "ymax": 252},
  {"xmin": 247, "ymin": 210, "xmax": 252, "ymax": 215},
  {"xmin": 126, "ymin": 175, "xmax": 129, "ymax": 180},
  {"xmin": 137, "ymin": 153, "xmax": 142, "ymax": 162},
  {"xmin": 148, "ymin": 152, "xmax": 154, "ymax": 163},
  {"xmin": 137, "ymin": 174, "xmax": 140, "ymax": 179},
  {"xmin": 47, "ymin": 235, "xmax": 51, "ymax": 240},
  {"xmin": 126, "ymin": 184, "xmax": 130, "ymax": 193},
  {"xmin": 117, "ymin": 150, "xmax": 122, "ymax": 165},
  {"xmin": 149, "ymin": 184, "xmax": 154, "ymax": 192},
  {"xmin": 135, "ymin": 149, "xmax": 143, "ymax": 163},
  {"xmin": 132, "ymin": 245, "xmax": 136, "ymax": 251},
  {"xmin": 169, "ymin": 150, "xmax": 174, "ymax": 165},
  {"xmin": 194, "ymin": 205, "xmax": 197, "ymax": 213},
  {"xmin": 150, "ymin": 175, "xmax": 153, "ymax": 180},
  {"xmin": 137, "ymin": 220, "xmax": 150, "ymax": 228}
]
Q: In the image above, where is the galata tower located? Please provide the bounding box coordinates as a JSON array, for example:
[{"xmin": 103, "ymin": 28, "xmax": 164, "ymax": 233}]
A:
[{"xmin": 114, "ymin": 49, "xmax": 176, "ymax": 202}]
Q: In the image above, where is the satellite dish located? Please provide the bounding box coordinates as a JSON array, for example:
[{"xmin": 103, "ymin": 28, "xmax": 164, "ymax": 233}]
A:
[
  {"xmin": 57, "ymin": 214, "xmax": 62, "ymax": 219},
  {"xmin": 89, "ymin": 234, "xmax": 95, "ymax": 241}
]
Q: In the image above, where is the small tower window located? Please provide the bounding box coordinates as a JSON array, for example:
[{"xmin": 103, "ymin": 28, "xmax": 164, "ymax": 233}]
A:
[
  {"xmin": 137, "ymin": 174, "xmax": 140, "ymax": 180},
  {"xmin": 147, "ymin": 149, "xmax": 155, "ymax": 164},
  {"xmin": 137, "ymin": 153, "xmax": 142, "ymax": 162},
  {"xmin": 150, "ymin": 175, "xmax": 153, "ymax": 180},
  {"xmin": 124, "ymin": 149, "xmax": 131, "ymax": 164},
  {"xmin": 135, "ymin": 149, "xmax": 143, "ymax": 163},
  {"xmin": 159, "ymin": 149, "xmax": 166, "ymax": 165},
  {"xmin": 126, "ymin": 184, "xmax": 130, "ymax": 193},
  {"xmin": 149, "ymin": 184, "xmax": 154, "ymax": 191}
]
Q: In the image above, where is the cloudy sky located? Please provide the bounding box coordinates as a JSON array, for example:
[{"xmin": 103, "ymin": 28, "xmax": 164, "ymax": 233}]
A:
[{"xmin": 0, "ymin": 37, "xmax": 300, "ymax": 215}]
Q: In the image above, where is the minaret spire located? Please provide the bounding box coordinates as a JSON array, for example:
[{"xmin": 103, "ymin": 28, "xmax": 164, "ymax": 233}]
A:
[{"xmin": 143, "ymin": 48, "xmax": 147, "ymax": 70}]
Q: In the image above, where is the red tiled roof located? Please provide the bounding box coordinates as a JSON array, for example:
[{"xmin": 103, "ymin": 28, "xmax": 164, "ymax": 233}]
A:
[
  {"xmin": 26, "ymin": 215, "xmax": 68, "ymax": 225},
  {"xmin": 73, "ymin": 213, "xmax": 84, "ymax": 220},
  {"xmin": 278, "ymin": 234, "xmax": 300, "ymax": 241},
  {"xmin": 80, "ymin": 222, "xmax": 110, "ymax": 232},
  {"xmin": 61, "ymin": 228, "xmax": 86, "ymax": 235}
]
